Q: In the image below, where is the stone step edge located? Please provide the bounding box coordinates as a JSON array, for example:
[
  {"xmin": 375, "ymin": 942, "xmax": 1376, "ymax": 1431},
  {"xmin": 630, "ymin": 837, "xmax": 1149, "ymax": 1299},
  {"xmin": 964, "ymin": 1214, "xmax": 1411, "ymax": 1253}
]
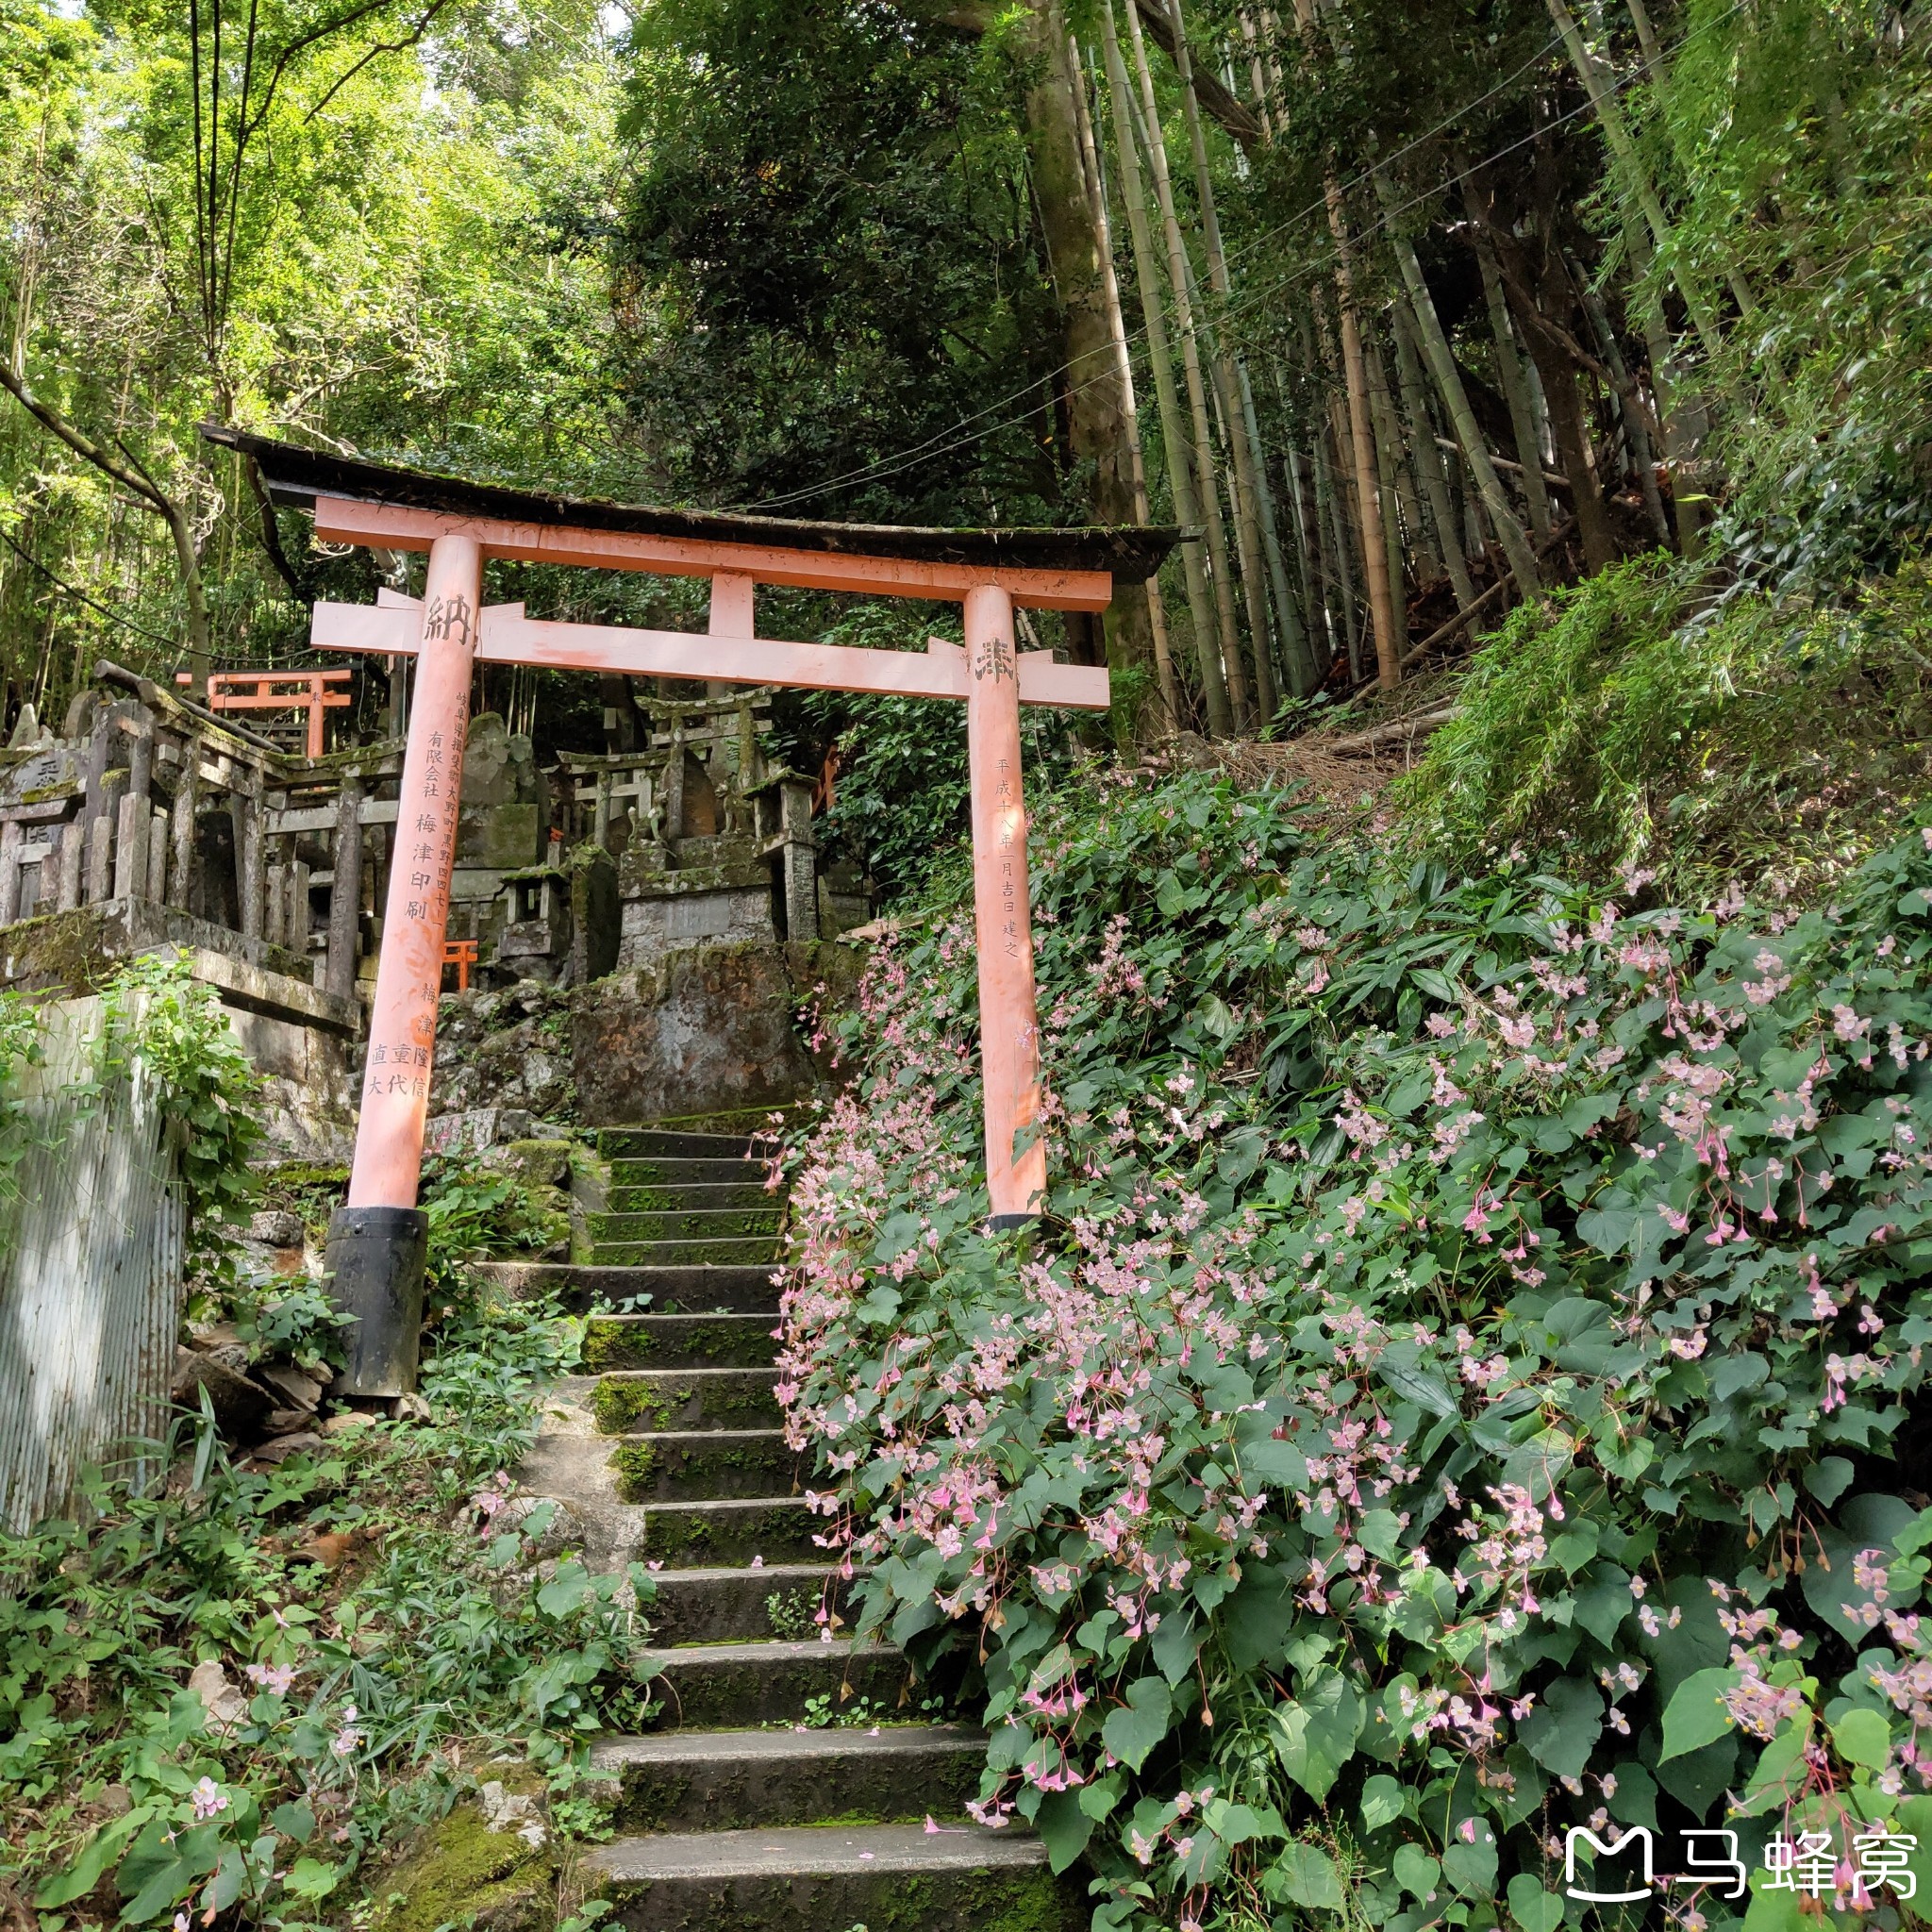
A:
[
  {"xmin": 589, "ymin": 1722, "xmax": 985, "ymax": 1767},
  {"xmin": 585, "ymin": 1311, "xmax": 778, "ymax": 1330},
  {"xmin": 595, "ymin": 1365, "xmax": 778, "ymax": 1382},
  {"xmin": 582, "ymin": 1821, "xmax": 1044, "ymax": 1882},
  {"xmin": 643, "ymin": 1637, "xmax": 896, "ymax": 1667}
]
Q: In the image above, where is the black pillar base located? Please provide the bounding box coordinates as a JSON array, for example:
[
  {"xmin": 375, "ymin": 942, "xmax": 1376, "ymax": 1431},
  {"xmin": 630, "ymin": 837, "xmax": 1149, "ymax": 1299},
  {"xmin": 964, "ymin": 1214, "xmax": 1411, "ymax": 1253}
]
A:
[
  {"xmin": 324, "ymin": 1206, "xmax": 429, "ymax": 1397},
  {"xmin": 986, "ymin": 1213, "xmax": 1037, "ymax": 1234}
]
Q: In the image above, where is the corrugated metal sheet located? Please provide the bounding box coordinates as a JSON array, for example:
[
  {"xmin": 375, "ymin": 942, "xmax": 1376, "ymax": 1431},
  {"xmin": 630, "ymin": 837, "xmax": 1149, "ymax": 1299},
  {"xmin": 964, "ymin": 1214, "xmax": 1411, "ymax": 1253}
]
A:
[{"xmin": 0, "ymin": 997, "xmax": 186, "ymax": 1533}]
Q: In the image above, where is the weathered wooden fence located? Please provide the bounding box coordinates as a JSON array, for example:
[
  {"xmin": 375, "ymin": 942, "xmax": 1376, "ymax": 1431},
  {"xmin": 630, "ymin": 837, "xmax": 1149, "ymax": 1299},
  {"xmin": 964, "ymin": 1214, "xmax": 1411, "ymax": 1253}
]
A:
[{"xmin": 0, "ymin": 998, "xmax": 185, "ymax": 1533}]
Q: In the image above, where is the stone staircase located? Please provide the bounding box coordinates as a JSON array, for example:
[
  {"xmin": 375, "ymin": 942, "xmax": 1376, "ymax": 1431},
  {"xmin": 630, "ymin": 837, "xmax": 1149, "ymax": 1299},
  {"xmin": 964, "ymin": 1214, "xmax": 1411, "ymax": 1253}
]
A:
[{"xmin": 485, "ymin": 1124, "xmax": 1067, "ymax": 1932}]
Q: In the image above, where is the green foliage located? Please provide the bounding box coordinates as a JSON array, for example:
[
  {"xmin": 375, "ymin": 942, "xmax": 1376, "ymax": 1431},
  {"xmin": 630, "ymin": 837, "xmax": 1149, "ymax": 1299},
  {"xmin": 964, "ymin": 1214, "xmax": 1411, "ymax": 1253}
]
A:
[
  {"xmin": 781, "ymin": 603, "xmax": 1075, "ymax": 904},
  {"xmin": 1398, "ymin": 557, "xmax": 1932, "ymax": 898},
  {"xmin": 611, "ymin": 0, "xmax": 1064, "ymax": 525},
  {"xmin": 419, "ymin": 1156, "xmax": 572, "ymax": 1301},
  {"xmin": 779, "ymin": 764, "xmax": 1932, "ymax": 1929},
  {"xmin": 0, "ymin": 1291, "xmax": 652, "ymax": 1927},
  {"xmin": 1653, "ymin": 0, "xmax": 1932, "ymax": 586},
  {"xmin": 104, "ymin": 953, "xmax": 265, "ymax": 1291}
]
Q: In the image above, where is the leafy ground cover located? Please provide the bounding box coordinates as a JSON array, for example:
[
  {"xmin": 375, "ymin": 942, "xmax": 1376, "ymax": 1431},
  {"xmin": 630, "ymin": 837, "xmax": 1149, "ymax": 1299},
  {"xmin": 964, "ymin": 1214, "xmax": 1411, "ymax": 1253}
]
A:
[
  {"xmin": 0, "ymin": 1286, "xmax": 649, "ymax": 1928},
  {"xmin": 776, "ymin": 765, "xmax": 1932, "ymax": 1931},
  {"xmin": 0, "ymin": 962, "xmax": 649, "ymax": 1929},
  {"xmin": 0, "ymin": 1270, "xmax": 652, "ymax": 1928}
]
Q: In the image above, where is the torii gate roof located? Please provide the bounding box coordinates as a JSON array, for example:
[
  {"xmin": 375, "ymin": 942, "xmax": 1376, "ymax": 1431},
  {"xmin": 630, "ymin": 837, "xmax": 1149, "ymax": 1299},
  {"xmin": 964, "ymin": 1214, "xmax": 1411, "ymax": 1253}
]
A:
[{"xmin": 205, "ymin": 425, "xmax": 1182, "ymax": 590}]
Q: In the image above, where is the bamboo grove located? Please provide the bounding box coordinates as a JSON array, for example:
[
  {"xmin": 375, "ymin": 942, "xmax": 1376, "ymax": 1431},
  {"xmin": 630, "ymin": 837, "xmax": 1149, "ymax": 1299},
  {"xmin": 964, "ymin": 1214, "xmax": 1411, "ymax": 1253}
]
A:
[{"xmin": 0, "ymin": 0, "xmax": 1924, "ymax": 746}]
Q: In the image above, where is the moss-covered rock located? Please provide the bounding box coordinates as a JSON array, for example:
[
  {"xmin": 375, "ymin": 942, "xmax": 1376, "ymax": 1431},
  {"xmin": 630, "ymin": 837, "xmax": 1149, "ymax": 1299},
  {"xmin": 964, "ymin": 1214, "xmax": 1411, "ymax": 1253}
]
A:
[
  {"xmin": 591, "ymin": 1373, "xmax": 780, "ymax": 1434},
  {"xmin": 368, "ymin": 1799, "xmax": 558, "ymax": 1932}
]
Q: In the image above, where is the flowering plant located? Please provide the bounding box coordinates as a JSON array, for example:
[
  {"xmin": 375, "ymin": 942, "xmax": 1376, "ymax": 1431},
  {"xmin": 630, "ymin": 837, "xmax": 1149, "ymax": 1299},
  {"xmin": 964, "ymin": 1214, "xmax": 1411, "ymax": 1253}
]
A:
[{"xmin": 777, "ymin": 768, "xmax": 1932, "ymax": 1930}]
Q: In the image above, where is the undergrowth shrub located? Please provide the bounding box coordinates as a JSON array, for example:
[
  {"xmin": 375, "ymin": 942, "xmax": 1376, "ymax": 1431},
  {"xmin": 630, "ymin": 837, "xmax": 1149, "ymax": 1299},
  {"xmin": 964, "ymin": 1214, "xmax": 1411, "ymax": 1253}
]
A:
[
  {"xmin": 0, "ymin": 1292, "xmax": 652, "ymax": 1928},
  {"xmin": 778, "ymin": 765, "xmax": 1932, "ymax": 1932},
  {"xmin": 1400, "ymin": 557, "xmax": 1932, "ymax": 900}
]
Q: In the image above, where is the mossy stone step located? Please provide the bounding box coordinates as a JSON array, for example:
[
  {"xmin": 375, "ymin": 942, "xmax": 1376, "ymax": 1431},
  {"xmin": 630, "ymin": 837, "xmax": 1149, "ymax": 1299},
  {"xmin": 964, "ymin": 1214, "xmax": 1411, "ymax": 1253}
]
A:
[
  {"xmin": 585, "ymin": 1822, "xmax": 1066, "ymax": 1932},
  {"xmin": 608, "ymin": 1157, "xmax": 765, "ymax": 1191},
  {"xmin": 592, "ymin": 1368, "xmax": 780, "ymax": 1434},
  {"xmin": 597, "ymin": 1127, "xmax": 758, "ymax": 1161},
  {"xmin": 645, "ymin": 1563, "xmax": 858, "ymax": 1646},
  {"xmin": 587, "ymin": 1207, "xmax": 783, "ymax": 1245},
  {"xmin": 589, "ymin": 1235, "xmax": 780, "ymax": 1269},
  {"xmin": 607, "ymin": 1179, "xmax": 773, "ymax": 1215},
  {"xmin": 476, "ymin": 1261, "xmax": 780, "ymax": 1316},
  {"xmin": 641, "ymin": 1638, "xmax": 908, "ymax": 1730},
  {"xmin": 590, "ymin": 1724, "xmax": 989, "ymax": 1833},
  {"xmin": 634, "ymin": 1497, "xmax": 822, "ymax": 1567},
  {"xmin": 585, "ymin": 1313, "xmax": 778, "ymax": 1373},
  {"xmin": 608, "ymin": 1429, "xmax": 799, "ymax": 1503}
]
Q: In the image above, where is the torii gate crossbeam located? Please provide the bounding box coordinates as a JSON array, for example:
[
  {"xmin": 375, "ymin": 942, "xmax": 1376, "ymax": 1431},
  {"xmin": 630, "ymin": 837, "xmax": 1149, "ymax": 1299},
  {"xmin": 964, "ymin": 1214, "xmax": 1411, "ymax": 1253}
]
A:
[{"xmin": 205, "ymin": 425, "xmax": 1179, "ymax": 1397}]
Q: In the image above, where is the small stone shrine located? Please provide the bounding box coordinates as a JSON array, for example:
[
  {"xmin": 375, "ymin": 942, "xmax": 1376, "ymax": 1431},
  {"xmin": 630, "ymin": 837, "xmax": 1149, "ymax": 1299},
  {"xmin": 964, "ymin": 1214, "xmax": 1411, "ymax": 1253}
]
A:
[{"xmin": 0, "ymin": 659, "xmax": 867, "ymax": 1152}]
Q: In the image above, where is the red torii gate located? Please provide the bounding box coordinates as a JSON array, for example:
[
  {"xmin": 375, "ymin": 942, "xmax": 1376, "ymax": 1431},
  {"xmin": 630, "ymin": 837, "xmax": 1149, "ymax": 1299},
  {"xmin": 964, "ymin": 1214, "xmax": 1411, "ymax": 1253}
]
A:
[{"xmin": 208, "ymin": 428, "xmax": 1177, "ymax": 1395}]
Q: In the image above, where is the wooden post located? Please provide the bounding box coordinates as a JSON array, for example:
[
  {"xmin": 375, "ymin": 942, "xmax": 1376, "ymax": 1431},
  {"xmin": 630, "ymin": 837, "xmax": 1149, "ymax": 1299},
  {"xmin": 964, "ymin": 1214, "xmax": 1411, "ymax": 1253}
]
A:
[
  {"xmin": 329, "ymin": 532, "xmax": 483, "ymax": 1398},
  {"xmin": 346, "ymin": 531, "xmax": 484, "ymax": 1212},
  {"xmin": 964, "ymin": 583, "xmax": 1045, "ymax": 1225},
  {"xmin": 326, "ymin": 779, "xmax": 365, "ymax": 999}
]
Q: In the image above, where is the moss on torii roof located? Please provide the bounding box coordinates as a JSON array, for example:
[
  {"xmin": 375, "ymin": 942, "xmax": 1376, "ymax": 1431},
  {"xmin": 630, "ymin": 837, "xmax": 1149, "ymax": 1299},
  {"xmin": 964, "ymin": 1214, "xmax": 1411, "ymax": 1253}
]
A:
[{"xmin": 205, "ymin": 425, "xmax": 1185, "ymax": 584}]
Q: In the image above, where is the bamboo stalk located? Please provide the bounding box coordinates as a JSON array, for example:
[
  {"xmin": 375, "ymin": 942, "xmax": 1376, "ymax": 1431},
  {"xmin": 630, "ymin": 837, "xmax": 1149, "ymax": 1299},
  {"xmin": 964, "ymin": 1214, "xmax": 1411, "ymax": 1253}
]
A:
[
  {"xmin": 1376, "ymin": 175, "xmax": 1543, "ymax": 595},
  {"xmin": 1167, "ymin": 0, "xmax": 1278, "ymax": 721},
  {"xmin": 1122, "ymin": 0, "xmax": 1252, "ymax": 726},
  {"xmin": 1364, "ymin": 333, "xmax": 1411, "ymax": 651},
  {"xmin": 1462, "ymin": 201, "xmax": 1555, "ymax": 539},
  {"xmin": 1543, "ymin": 0, "xmax": 1725, "ymax": 360},
  {"xmin": 1099, "ymin": 0, "xmax": 1230, "ymax": 736},
  {"xmin": 1570, "ymin": 253, "xmax": 1671, "ymax": 543},
  {"xmin": 1072, "ymin": 34, "xmax": 1178, "ymax": 730},
  {"xmin": 1391, "ymin": 293, "xmax": 1478, "ymax": 611}
]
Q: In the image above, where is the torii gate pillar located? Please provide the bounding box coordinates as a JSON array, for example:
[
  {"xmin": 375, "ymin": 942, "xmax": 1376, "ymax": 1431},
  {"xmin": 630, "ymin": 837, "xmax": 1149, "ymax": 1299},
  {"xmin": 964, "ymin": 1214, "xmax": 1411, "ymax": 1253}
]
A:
[
  {"xmin": 963, "ymin": 583, "xmax": 1046, "ymax": 1227},
  {"xmin": 326, "ymin": 533, "xmax": 484, "ymax": 1395}
]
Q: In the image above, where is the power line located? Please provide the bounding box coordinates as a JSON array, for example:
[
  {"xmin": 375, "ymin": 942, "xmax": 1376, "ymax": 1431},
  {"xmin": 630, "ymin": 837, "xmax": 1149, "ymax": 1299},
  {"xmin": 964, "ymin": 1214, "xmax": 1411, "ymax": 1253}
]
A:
[
  {"xmin": 732, "ymin": 2, "xmax": 1741, "ymax": 517},
  {"xmin": 0, "ymin": 524, "xmax": 180, "ymax": 649}
]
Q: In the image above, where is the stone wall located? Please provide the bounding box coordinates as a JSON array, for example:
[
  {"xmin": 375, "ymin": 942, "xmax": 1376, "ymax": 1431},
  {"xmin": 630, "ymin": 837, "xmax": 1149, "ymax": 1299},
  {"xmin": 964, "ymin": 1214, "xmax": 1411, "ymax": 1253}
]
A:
[{"xmin": 570, "ymin": 940, "xmax": 860, "ymax": 1125}]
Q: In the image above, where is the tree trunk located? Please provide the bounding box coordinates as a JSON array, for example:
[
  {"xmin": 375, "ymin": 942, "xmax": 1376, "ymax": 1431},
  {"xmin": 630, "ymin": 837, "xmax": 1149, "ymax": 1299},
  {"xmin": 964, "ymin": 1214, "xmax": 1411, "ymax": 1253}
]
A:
[
  {"xmin": 1099, "ymin": 0, "xmax": 1230, "ymax": 735},
  {"xmin": 1464, "ymin": 208, "xmax": 1555, "ymax": 540},
  {"xmin": 0, "ymin": 359, "xmax": 212, "ymax": 684},
  {"xmin": 1375, "ymin": 181, "xmax": 1543, "ymax": 595},
  {"xmin": 1167, "ymin": 0, "xmax": 1277, "ymax": 721},
  {"xmin": 1013, "ymin": 0, "xmax": 1158, "ymax": 686},
  {"xmin": 1573, "ymin": 258, "xmax": 1672, "ymax": 544},
  {"xmin": 1122, "ymin": 0, "xmax": 1251, "ymax": 727},
  {"xmin": 1543, "ymin": 0, "xmax": 1724, "ymax": 360},
  {"xmin": 1364, "ymin": 333, "xmax": 1411, "ymax": 646},
  {"xmin": 1522, "ymin": 334, "xmax": 1618, "ymax": 571},
  {"xmin": 1069, "ymin": 30, "xmax": 1177, "ymax": 732},
  {"xmin": 1283, "ymin": 1, "xmax": 1398, "ymax": 689}
]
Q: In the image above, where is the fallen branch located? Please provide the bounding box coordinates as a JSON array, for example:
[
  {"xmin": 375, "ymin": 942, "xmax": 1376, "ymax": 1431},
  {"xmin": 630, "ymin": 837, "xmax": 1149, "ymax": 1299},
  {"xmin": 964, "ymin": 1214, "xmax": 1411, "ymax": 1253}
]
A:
[
  {"xmin": 1436, "ymin": 435, "xmax": 1571, "ymax": 491},
  {"xmin": 1323, "ymin": 705, "xmax": 1460, "ymax": 755}
]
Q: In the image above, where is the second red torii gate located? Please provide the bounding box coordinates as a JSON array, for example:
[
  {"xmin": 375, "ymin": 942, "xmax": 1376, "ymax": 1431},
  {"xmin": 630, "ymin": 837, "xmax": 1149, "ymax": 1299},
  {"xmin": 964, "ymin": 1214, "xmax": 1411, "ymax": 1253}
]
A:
[{"xmin": 208, "ymin": 427, "xmax": 1178, "ymax": 1394}]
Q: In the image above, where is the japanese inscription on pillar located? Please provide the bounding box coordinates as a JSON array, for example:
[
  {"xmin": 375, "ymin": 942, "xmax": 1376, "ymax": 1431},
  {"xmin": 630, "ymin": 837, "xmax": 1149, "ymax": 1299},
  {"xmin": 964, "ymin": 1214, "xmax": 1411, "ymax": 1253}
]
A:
[{"xmin": 363, "ymin": 593, "xmax": 473, "ymax": 1108}]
